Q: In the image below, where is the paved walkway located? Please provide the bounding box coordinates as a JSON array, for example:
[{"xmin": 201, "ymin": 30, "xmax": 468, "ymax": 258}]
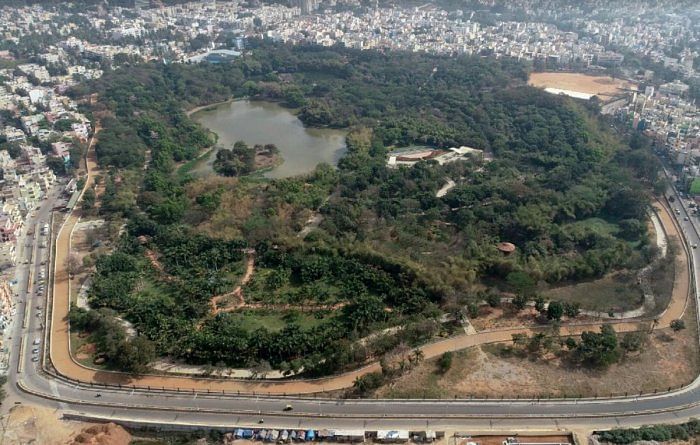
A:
[{"xmin": 48, "ymin": 135, "xmax": 692, "ymax": 394}]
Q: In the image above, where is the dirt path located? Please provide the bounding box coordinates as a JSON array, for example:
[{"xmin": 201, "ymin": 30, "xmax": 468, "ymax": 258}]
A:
[
  {"xmin": 209, "ymin": 253, "xmax": 346, "ymax": 314},
  {"xmin": 210, "ymin": 253, "xmax": 254, "ymax": 314},
  {"xmin": 49, "ymin": 148, "xmax": 694, "ymax": 394}
]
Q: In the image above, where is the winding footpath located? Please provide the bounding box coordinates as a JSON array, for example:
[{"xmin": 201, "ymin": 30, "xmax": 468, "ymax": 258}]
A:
[{"xmin": 45, "ymin": 128, "xmax": 694, "ymax": 395}]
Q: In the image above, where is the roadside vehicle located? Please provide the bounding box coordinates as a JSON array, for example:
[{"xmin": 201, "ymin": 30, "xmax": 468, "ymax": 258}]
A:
[
  {"xmin": 31, "ymin": 356, "xmax": 39, "ymax": 362},
  {"xmin": 33, "ymin": 338, "xmax": 40, "ymax": 345},
  {"xmin": 283, "ymin": 404, "xmax": 293, "ymax": 411}
]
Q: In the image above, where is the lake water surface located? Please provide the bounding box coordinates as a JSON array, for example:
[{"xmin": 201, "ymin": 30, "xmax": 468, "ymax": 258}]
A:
[{"xmin": 192, "ymin": 100, "xmax": 347, "ymax": 179}]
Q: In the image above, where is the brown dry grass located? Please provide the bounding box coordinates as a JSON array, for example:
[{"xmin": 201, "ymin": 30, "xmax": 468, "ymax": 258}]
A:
[
  {"xmin": 184, "ymin": 176, "xmax": 253, "ymax": 239},
  {"xmin": 528, "ymin": 72, "xmax": 635, "ymax": 96},
  {"xmin": 378, "ymin": 297, "xmax": 699, "ymax": 399}
]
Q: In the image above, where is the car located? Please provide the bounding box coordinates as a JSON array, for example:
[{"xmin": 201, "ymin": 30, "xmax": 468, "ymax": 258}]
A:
[
  {"xmin": 693, "ymin": 244, "xmax": 698, "ymax": 249},
  {"xmin": 283, "ymin": 404, "xmax": 293, "ymax": 411},
  {"xmin": 36, "ymin": 312, "xmax": 42, "ymax": 317},
  {"xmin": 33, "ymin": 339, "xmax": 40, "ymax": 345},
  {"xmin": 32, "ymin": 348, "xmax": 38, "ymax": 354},
  {"xmin": 31, "ymin": 356, "xmax": 39, "ymax": 362},
  {"xmin": 685, "ymin": 217, "xmax": 689, "ymax": 221},
  {"xmin": 36, "ymin": 305, "xmax": 42, "ymax": 310}
]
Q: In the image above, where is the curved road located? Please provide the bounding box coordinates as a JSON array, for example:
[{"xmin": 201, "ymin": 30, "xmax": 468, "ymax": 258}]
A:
[{"xmin": 3, "ymin": 129, "xmax": 700, "ymax": 431}]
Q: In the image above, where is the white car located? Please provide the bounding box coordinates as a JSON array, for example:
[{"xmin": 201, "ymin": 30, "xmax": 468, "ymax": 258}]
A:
[
  {"xmin": 33, "ymin": 338, "xmax": 40, "ymax": 345},
  {"xmin": 31, "ymin": 356, "xmax": 39, "ymax": 362}
]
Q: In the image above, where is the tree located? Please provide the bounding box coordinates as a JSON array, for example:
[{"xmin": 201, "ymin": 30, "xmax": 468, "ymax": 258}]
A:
[
  {"xmin": 46, "ymin": 156, "xmax": 66, "ymax": 175},
  {"xmin": 65, "ymin": 253, "xmax": 81, "ymax": 277},
  {"xmin": 512, "ymin": 333, "xmax": 528, "ymax": 348},
  {"xmin": 116, "ymin": 336, "xmax": 156, "ymax": 374},
  {"xmin": 546, "ymin": 301, "xmax": 563, "ymax": 320},
  {"xmin": 250, "ymin": 360, "xmax": 273, "ymax": 379},
  {"xmin": 342, "ymin": 294, "xmax": 386, "ymax": 333},
  {"xmin": 670, "ymin": 319, "xmax": 686, "ymax": 331},
  {"xmin": 620, "ymin": 331, "xmax": 647, "ymax": 353},
  {"xmin": 576, "ymin": 325, "xmax": 620, "ymax": 368},
  {"xmin": 534, "ymin": 296, "xmax": 546, "ymax": 313},
  {"xmin": 353, "ymin": 371, "xmax": 384, "ymax": 396},
  {"xmin": 82, "ymin": 188, "xmax": 96, "ymax": 211},
  {"xmin": 486, "ymin": 291, "xmax": 501, "ymax": 308},
  {"xmin": 563, "ymin": 302, "xmax": 580, "ymax": 318},
  {"xmin": 506, "ymin": 271, "xmax": 535, "ymax": 296},
  {"xmin": 467, "ymin": 302, "xmax": 479, "ymax": 318},
  {"xmin": 436, "ymin": 351, "xmax": 453, "ymax": 374},
  {"xmin": 512, "ymin": 294, "xmax": 528, "ymax": 311}
]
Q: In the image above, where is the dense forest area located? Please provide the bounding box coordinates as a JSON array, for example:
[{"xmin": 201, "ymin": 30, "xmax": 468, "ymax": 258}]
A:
[{"xmin": 69, "ymin": 41, "xmax": 662, "ymax": 375}]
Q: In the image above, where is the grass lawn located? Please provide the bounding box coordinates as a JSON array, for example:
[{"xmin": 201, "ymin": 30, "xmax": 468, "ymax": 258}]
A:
[
  {"xmin": 567, "ymin": 217, "xmax": 620, "ymax": 236},
  {"xmin": 543, "ymin": 271, "xmax": 643, "ymax": 312},
  {"xmin": 70, "ymin": 331, "xmax": 107, "ymax": 370},
  {"xmin": 228, "ymin": 309, "xmax": 330, "ymax": 332},
  {"xmin": 178, "ymin": 147, "xmax": 216, "ymax": 179},
  {"xmin": 690, "ymin": 178, "xmax": 700, "ymax": 195}
]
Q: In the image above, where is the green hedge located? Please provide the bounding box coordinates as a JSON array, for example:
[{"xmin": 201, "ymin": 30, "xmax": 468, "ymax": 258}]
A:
[{"xmin": 597, "ymin": 419, "xmax": 700, "ymax": 444}]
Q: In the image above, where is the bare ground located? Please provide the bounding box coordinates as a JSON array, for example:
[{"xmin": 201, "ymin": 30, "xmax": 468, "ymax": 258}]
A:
[
  {"xmin": 1, "ymin": 404, "xmax": 126, "ymax": 445},
  {"xmin": 378, "ymin": 297, "xmax": 699, "ymax": 399},
  {"xmin": 528, "ymin": 72, "xmax": 635, "ymax": 97}
]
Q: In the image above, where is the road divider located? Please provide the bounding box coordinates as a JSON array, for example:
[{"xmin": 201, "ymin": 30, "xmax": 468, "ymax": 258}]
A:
[{"xmin": 18, "ymin": 336, "xmax": 25, "ymax": 374}]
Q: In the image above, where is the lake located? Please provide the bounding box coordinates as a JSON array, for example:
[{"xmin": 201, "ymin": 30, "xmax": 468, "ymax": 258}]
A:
[{"xmin": 191, "ymin": 100, "xmax": 347, "ymax": 179}]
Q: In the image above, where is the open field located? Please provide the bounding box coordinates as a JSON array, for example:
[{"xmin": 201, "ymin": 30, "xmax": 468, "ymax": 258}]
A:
[
  {"xmin": 543, "ymin": 272, "xmax": 643, "ymax": 312},
  {"xmin": 378, "ymin": 298, "xmax": 699, "ymax": 399},
  {"xmin": 528, "ymin": 72, "xmax": 635, "ymax": 97}
]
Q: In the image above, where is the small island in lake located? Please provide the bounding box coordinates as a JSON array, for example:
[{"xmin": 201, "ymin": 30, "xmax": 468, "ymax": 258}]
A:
[{"xmin": 213, "ymin": 140, "xmax": 282, "ymax": 177}]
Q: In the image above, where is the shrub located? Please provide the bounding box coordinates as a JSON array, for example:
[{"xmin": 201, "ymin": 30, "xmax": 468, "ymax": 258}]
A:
[
  {"xmin": 353, "ymin": 372, "xmax": 385, "ymax": 396},
  {"xmin": 563, "ymin": 301, "xmax": 580, "ymax": 318},
  {"xmin": 436, "ymin": 351, "xmax": 454, "ymax": 374},
  {"xmin": 671, "ymin": 319, "xmax": 686, "ymax": 331},
  {"xmin": 486, "ymin": 292, "xmax": 501, "ymax": 308},
  {"xmin": 596, "ymin": 419, "xmax": 700, "ymax": 444},
  {"xmin": 512, "ymin": 294, "xmax": 528, "ymax": 311},
  {"xmin": 547, "ymin": 300, "xmax": 563, "ymax": 320}
]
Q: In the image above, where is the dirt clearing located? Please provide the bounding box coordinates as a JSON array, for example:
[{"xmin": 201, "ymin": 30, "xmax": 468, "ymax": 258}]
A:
[
  {"xmin": 528, "ymin": 72, "xmax": 635, "ymax": 97},
  {"xmin": 377, "ymin": 297, "xmax": 699, "ymax": 399},
  {"xmin": 3, "ymin": 405, "xmax": 79, "ymax": 444}
]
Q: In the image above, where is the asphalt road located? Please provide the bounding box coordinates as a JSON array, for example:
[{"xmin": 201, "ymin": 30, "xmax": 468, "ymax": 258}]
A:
[{"xmin": 2, "ymin": 184, "xmax": 700, "ymax": 432}]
